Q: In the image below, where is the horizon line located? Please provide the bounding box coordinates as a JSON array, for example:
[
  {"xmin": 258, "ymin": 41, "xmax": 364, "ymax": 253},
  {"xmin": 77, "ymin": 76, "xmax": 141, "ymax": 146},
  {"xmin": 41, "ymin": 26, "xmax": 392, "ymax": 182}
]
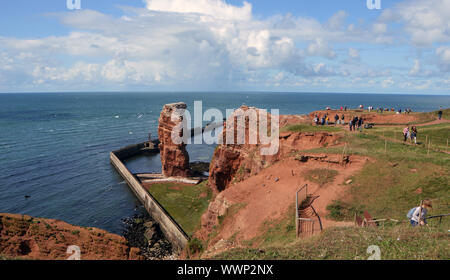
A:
[{"xmin": 1, "ymin": 90, "xmax": 450, "ymax": 96}]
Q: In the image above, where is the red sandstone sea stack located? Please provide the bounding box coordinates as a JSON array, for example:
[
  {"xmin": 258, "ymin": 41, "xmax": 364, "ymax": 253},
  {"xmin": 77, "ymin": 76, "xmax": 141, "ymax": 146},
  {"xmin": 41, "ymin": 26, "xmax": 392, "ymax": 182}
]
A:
[{"xmin": 158, "ymin": 102, "xmax": 190, "ymax": 177}]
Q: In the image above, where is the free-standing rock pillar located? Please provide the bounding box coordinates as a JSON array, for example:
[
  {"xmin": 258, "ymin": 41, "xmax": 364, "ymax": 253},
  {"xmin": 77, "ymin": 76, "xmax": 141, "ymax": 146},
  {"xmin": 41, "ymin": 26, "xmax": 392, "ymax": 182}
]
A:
[{"xmin": 158, "ymin": 103, "xmax": 190, "ymax": 177}]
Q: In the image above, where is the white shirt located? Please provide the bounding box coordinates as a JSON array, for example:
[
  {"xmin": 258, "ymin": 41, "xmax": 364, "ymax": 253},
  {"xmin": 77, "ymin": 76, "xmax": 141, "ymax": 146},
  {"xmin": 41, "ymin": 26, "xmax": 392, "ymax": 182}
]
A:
[{"xmin": 411, "ymin": 207, "xmax": 428, "ymax": 223}]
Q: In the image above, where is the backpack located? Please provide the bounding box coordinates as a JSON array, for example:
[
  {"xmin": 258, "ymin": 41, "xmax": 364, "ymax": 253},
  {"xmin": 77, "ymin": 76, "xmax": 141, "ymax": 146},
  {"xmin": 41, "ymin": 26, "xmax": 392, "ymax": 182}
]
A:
[{"xmin": 406, "ymin": 207, "xmax": 417, "ymax": 219}]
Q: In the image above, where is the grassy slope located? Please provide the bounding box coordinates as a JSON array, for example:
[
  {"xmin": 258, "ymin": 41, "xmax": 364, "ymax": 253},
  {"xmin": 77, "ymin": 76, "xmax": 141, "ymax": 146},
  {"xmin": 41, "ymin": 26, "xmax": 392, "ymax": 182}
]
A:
[
  {"xmin": 282, "ymin": 124, "xmax": 342, "ymax": 133},
  {"xmin": 365, "ymin": 123, "xmax": 450, "ymax": 150},
  {"xmin": 213, "ymin": 225, "xmax": 449, "ymax": 260},
  {"xmin": 209, "ymin": 114, "xmax": 450, "ymax": 260},
  {"xmin": 146, "ymin": 181, "xmax": 212, "ymax": 236}
]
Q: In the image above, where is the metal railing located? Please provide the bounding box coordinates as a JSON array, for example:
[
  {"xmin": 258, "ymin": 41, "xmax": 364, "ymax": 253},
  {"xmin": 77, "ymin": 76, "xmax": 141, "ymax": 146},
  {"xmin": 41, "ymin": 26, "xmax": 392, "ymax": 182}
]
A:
[{"xmin": 295, "ymin": 184, "xmax": 323, "ymax": 238}]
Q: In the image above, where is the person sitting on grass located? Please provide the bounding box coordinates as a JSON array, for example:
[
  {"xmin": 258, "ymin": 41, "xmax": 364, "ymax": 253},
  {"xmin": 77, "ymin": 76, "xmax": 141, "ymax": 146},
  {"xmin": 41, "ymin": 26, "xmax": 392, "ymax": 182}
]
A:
[{"xmin": 407, "ymin": 199, "xmax": 432, "ymax": 227}]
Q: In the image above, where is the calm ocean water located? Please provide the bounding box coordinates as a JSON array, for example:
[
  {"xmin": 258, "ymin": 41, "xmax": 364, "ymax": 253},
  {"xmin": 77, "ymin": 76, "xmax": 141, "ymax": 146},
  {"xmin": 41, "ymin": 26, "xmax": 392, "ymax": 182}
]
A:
[{"xmin": 0, "ymin": 92, "xmax": 449, "ymax": 234}]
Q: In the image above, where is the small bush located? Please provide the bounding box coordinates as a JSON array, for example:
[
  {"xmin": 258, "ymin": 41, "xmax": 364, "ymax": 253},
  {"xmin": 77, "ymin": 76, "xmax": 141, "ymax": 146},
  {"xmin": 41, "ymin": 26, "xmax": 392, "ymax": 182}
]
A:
[
  {"xmin": 188, "ymin": 238, "xmax": 204, "ymax": 255},
  {"xmin": 326, "ymin": 200, "xmax": 360, "ymax": 221}
]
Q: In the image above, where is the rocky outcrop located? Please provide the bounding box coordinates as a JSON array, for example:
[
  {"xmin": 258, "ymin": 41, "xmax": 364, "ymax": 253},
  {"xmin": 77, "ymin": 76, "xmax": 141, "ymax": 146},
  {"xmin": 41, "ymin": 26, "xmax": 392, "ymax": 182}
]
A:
[
  {"xmin": 0, "ymin": 213, "xmax": 143, "ymax": 260},
  {"xmin": 208, "ymin": 107, "xmax": 341, "ymax": 193},
  {"xmin": 208, "ymin": 106, "xmax": 274, "ymax": 193},
  {"xmin": 158, "ymin": 103, "xmax": 190, "ymax": 177}
]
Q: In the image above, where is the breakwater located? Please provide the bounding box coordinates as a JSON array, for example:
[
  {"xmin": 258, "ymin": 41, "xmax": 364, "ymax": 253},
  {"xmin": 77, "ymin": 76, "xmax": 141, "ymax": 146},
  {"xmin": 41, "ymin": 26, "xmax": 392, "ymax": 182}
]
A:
[{"xmin": 110, "ymin": 148, "xmax": 189, "ymax": 252}]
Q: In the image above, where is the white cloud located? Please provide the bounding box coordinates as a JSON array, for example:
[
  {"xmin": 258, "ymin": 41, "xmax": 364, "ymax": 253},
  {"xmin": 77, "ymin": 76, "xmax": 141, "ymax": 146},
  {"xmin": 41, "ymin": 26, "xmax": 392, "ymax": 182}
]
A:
[
  {"xmin": 0, "ymin": 0, "xmax": 448, "ymax": 93},
  {"xmin": 409, "ymin": 59, "xmax": 421, "ymax": 75},
  {"xmin": 382, "ymin": 77, "xmax": 395, "ymax": 88},
  {"xmin": 306, "ymin": 38, "xmax": 336, "ymax": 59},
  {"xmin": 326, "ymin": 10, "xmax": 347, "ymax": 30},
  {"xmin": 348, "ymin": 48, "xmax": 360, "ymax": 59},
  {"xmin": 380, "ymin": 0, "xmax": 450, "ymax": 46},
  {"xmin": 436, "ymin": 46, "xmax": 450, "ymax": 72},
  {"xmin": 144, "ymin": 0, "xmax": 252, "ymax": 21}
]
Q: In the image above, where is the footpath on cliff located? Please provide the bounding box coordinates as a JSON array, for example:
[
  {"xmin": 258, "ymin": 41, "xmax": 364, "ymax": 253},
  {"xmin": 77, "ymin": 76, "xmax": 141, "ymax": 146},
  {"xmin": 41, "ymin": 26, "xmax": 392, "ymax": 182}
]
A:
[{"xmin": 193, "ymin": 107, "xmax": 449, "ymax": 259}]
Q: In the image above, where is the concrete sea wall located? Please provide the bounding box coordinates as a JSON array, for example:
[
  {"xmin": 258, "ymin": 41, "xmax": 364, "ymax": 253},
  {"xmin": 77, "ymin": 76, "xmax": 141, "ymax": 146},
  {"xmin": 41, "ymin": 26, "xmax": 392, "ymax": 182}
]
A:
[{"xmin": 110, "ymin": 149, "xmax": 189, "ymax": 252}]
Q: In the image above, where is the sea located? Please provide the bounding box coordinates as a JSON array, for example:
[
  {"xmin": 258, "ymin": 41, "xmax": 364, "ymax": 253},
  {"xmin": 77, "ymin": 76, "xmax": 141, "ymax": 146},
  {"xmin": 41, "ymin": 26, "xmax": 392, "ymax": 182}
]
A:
[{"xmin": 0, "ymin": 92, "xmax": 449, "ymax": 234}]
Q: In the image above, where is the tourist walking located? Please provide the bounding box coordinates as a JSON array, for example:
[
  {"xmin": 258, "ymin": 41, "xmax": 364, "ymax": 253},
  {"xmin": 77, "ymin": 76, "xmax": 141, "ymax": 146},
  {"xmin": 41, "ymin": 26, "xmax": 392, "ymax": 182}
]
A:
[
  {"xmin": 352, "ymin": 116, "xmax": 358, "ymax": 132},
  {"xmin": 403, "ymin": 126, "xmax": 409, "ymax": 142},
  {"xmin": 349, "ymin": 118, "xmax": 353, "ymax": 131},
  {"xmin": 341, "ymin": 114, "xmax": 345, "ymax": 125},
  {"xmin": 411, "ymin": 126, "xmax": 418, "ymax": 144},
  {"xmin": 357, "ymin": 116, "xmax": 364, "ymax": 132},
  {"xmin": 438, "ymin": 108, "xmax": 443, "ymax": 120},
  {"xmin": 334, "ymin": 114, "xmax": 339, "ymax": 125}
]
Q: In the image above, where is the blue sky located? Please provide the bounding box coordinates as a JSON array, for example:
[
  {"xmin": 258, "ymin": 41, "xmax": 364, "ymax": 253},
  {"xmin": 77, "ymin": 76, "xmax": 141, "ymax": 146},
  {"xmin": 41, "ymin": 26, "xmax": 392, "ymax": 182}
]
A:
[{"xmin": 0, "ymin": 0, "xmax": 449, "ymax": 94}]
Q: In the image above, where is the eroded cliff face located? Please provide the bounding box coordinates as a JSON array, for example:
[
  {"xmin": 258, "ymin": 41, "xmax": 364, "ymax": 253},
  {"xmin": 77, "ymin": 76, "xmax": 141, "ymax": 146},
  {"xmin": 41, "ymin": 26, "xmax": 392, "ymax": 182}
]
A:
[
  {"xmin": 208, "ymin": 106, "xmax": 275, "ymax": 193},
  {"xmin": 158, "ymin": 103, "xmax": 190, "ymax": 177},
  {"xmin": 0, "ymin": 213, "xmax": 142, "ymax": 260},
  {"xmin": 208, "ymin": 107, "xmax": 341, "ymax": 193}
]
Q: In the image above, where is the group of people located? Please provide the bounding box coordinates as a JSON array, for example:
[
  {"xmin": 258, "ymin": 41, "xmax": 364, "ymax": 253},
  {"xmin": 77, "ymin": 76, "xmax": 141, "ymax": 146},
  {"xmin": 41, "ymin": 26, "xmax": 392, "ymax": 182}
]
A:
[
  {"xmin": 313, "ymin": 113, "xmax": 347, "ymax": 126},
  {"xmin": 313, "ymin": 113, "xmax": 364, "ymax": 132},
  {"xmin": 375, "ymin": 107, "xmax": 413, "ymax": 114},
  {"xmin": 402, "ymin": 126, "xmax": 418, "ymax": 144},
  {"xmin": 349, "ymin": 116, "xmax": 364, "ymax": 132},
  {"xmin": 313, "ymin": 113, "xmax": 331, "ymax": 126}
]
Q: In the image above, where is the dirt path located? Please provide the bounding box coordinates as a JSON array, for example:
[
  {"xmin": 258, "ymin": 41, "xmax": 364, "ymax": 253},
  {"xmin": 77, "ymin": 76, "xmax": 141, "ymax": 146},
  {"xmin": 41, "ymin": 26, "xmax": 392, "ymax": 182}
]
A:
[
  {"xmin": 206, "ymin": 155, "xmax": 368, "ymax": 246},
  {"xmin": 376, "ymin": 118, "xmax": 450, "ymax": 128}
]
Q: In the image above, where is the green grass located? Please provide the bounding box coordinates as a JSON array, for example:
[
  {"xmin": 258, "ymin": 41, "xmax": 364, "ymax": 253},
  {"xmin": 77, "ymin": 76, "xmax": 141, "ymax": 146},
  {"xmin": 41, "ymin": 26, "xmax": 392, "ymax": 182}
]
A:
[
  {"xmin": 210, "ymin": 119, "xmax": 450, "ymax": 260},
  {"xmin": 365, "ymin": 122, "xmax": 450, "ymax": 150},
  {"xmin": 146, "ymin": 181, "xmax": 212, "ymax": 236},
  {"xmin": 421, "ymin": 108, "xmax": 450, "ymax": 121},
  {"xmin": 242, "ymin": 203, "xmax": 297, "ymax": 249},
  {"xmin": 281, "ymin": 124, "xmax": 343, "ymax": 133},
  {"xmin": 302, "ymin": 168, "xmax": 339, "ymax": 187},
  {"xmin": 297, "ymin": 124, "xmax": 449, "ymax": 224},
  {"xmin": 326, "ymin": 200, "xmax": 361, "ymax": 221},
  {"xmin": 211, "ymin": 224, "xmax": 449, "ymax": 260}
]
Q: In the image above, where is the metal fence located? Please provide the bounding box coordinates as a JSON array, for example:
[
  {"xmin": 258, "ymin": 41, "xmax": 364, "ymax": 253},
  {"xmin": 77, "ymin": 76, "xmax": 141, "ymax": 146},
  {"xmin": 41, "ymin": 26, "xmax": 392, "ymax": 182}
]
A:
[{"xmin": 295, "ymin": 184, "xmax": 323, "ymax": 238}]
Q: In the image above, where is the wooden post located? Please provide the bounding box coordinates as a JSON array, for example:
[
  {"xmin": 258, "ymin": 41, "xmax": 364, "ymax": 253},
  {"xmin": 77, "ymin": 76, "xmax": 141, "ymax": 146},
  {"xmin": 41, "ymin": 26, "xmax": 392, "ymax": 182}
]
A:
[
  {"xmin": 385, "ymin": 139, "xmax": 387, "ymax": 154},
  {"xmin": 425, "ymin": 135, "xmax": 428, "ymax": 148},
  {"xmin": 428, "ymin": 139, "xmax": 430, "ymax": 155},
  {"xmin": 341, "ymin": 142, "xmax": 347, "ymax": 164},
  {"xmin": 295, "ymin": 192, "xmax": 298, "ymax": 238},
  {"xmin": 447, "ymin": 139, "xmax": 448, "ymax": 153}
]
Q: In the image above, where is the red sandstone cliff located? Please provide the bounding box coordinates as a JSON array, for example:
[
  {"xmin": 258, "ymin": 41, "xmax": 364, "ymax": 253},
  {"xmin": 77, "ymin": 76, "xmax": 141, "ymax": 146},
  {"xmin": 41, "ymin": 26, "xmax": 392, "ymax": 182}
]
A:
[
  {"xmin": 208, "ymin": 106, "xmax": 340, "ymax": 193},
  {"xmin": 158, "ymin": 103, "xmax": 190, "ymax": 177},
  {"xmin": 0, "ymin": 213, "xmax": 142, "ymax": 260}
]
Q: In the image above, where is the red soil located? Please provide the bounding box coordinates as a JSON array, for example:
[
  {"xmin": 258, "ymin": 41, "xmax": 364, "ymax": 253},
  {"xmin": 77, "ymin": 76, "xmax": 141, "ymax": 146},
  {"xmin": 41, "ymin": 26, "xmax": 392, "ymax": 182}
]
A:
[
  {"xmin": 0, "ymin": 213, "xmax": 142, "ymax": 260},
  {"xmin": 198, "ymin": 155, "xmax": 368, "ymax": 254},
  {"xmin": 309, "ymin": 110, "xmax": 430, "ymax": 125}
]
